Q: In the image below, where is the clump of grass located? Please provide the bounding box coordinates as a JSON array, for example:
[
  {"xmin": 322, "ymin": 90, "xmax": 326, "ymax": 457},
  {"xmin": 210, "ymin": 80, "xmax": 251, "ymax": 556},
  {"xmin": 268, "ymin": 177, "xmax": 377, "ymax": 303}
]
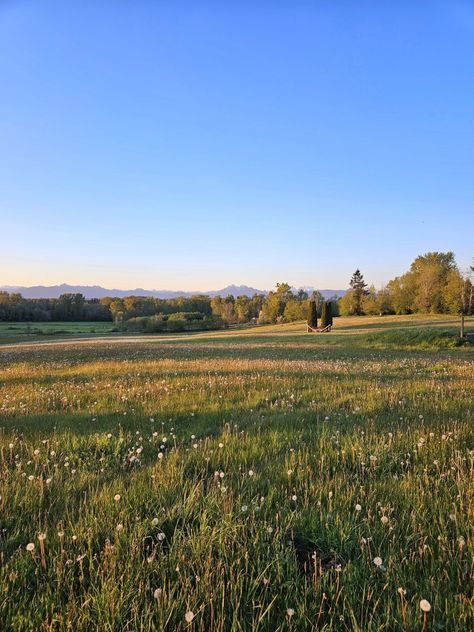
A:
[{"xmin": 358, "ymin": 328, "xmax": 468, "ymax": 349}]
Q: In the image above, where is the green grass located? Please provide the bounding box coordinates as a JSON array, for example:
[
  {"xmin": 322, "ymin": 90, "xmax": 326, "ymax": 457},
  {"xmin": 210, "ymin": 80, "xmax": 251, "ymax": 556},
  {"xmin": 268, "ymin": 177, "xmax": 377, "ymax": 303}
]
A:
[
  {"xmin": 0, "ymin": 315, "xmax": 473, "ymax": 630},
  {"xmin": 0, "ymin": 321, "xmax": 114, "ymax": 344}
]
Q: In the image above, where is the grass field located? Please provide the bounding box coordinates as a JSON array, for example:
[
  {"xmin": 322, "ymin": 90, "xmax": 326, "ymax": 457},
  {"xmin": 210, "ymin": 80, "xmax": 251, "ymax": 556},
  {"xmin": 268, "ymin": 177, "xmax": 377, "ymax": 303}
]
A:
[
  {"xmin": 0, "ymin": 315, "xmax": 473, "ymax": 631},
  {"xmin": 0, "ymin": 321, "xmax": 114, "ymax": 345}
]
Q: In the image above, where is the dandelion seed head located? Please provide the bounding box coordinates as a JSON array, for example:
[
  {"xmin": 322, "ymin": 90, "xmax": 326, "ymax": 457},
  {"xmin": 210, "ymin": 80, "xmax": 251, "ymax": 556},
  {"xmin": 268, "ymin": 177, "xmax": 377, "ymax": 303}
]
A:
[{"xmin": 419, "ymin": 599, "xmax": 431, "ymax": 612}]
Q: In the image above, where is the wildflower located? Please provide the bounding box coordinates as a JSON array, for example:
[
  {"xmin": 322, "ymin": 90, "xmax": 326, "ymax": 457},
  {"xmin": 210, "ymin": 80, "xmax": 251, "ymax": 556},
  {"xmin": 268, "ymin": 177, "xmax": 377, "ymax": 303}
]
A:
[
  {"xmin": 248, "ymin": 470, "xmax": 254, "ymax": 476},
  {"xmin": 157, "ymin": 532, "xmax": 166, "ymax": 541},
  {"xmin": 291, "ymin": 494, "xmax": 297, "ymax": 501},
  {"xmin": 355, "ymin": 504, "xmax": 362, "ymax": 511},
  {"xmin": 114, "ymin": 494, "xmax": 121, "ymax": 502},
  {"xmin": 26, "ymin": 542, "xmax": 35, "ymax": 552},
  {"xmin": 218, "ymin": 443, "xmax": 224, "ymax": 448},
  {"xmin": 287, "ymin": 608, "xmax": 295, "ymax": 617},
  {"xmin": 241, "ymin": 505, "xmax": 248, "ymax": 512},
  {"xmin": 185, "ymin": 611, "xmax": 194, "ymax": 623},
  {"xmin": 419, "ymin": 599, "xmax": 431, "ymax": 612},
  {"xmin": 381, "ymin": 516, "xmax": 389, "ymax": 525},
  {"xmin": 373, "ymin": 556, "xmax": 383, "ymax": 567}
]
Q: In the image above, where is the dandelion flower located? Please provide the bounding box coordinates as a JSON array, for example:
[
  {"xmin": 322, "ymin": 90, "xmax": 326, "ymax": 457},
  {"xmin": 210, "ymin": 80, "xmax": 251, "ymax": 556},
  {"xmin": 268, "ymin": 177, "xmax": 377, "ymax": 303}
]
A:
[
  {"xmin": 419, "ymin": 599, "xmax": 431, "ymax": 612},
  {"xmin": 355, "ymin": 504, "xmax": 362, "ymax": 511},
  {"xmin": 373, "ymin": 556, "xmax": 383, "ymax": 567}
]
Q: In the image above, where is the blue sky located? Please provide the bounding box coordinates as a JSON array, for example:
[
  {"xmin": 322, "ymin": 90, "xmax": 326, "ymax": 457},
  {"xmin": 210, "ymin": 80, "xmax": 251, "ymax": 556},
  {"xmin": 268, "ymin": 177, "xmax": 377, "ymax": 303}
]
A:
[{"xmin": 1, "ymin": 1, "xmax": 473, "ymax": 291}]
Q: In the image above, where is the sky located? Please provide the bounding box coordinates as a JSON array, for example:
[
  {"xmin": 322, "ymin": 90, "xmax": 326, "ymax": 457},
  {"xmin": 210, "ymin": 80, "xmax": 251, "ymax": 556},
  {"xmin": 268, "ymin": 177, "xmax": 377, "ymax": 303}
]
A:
[{"xmin": 1, "ymin": 0, "xmax": 473, "ymax": 291}]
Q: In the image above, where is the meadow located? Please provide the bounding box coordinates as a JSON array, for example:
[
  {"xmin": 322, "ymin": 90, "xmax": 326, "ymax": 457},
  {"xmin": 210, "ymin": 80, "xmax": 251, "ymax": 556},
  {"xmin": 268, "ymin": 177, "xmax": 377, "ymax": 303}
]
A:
[
  {"xmin": 0, "ymin": 315, "xmax": 473, "ymax": 631},
  {"xmin": 0, "ymin": 321, "xmax": 114, "ymax": 346}
]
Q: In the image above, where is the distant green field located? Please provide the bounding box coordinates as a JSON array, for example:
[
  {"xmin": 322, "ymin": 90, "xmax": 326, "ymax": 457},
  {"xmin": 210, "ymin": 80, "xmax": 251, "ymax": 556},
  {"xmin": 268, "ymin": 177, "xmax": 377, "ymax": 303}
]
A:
[
  {"xmin": 0, "ymin": 315, "xmax": 473, "ymax": 630},
  {"xmin": 0, "ymin": 321, "xmax": 114, "ymax": 344}
]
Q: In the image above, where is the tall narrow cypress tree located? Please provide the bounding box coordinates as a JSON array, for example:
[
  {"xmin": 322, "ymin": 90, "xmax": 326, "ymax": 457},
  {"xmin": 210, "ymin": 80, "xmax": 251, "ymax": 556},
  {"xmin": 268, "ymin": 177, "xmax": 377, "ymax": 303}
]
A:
[
  {"xmin": 307, "ymin": 300, "xmax": 317, "ymax": 329},
  {"xmin": 320, "ymin": 301, "xmax": 328, "ymax": 328},
  {"xmin": 320, "ymin": 301, "xmax": 332, "ymax": 329}
]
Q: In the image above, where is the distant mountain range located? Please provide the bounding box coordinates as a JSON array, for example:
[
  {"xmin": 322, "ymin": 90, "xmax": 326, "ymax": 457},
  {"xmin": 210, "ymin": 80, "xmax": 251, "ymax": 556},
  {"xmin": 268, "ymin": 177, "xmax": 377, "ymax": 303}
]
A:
[{"xmin": 0, "ymin": 283, "xmax": 346, "ymax": 300}]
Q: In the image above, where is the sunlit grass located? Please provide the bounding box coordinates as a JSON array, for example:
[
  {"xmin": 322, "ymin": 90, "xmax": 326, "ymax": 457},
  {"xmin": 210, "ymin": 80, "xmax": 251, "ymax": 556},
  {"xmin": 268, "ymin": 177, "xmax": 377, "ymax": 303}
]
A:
[{"xmin": 0, "ymin": 316, "xmax": 473, "ymax": 630}]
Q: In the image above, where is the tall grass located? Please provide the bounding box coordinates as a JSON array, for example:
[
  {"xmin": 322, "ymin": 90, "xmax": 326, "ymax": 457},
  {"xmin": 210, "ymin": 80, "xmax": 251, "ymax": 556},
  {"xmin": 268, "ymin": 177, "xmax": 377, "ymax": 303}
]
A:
[{"xmin": 0, "ymin": 319, "xmax": 473, "ymax": 630}]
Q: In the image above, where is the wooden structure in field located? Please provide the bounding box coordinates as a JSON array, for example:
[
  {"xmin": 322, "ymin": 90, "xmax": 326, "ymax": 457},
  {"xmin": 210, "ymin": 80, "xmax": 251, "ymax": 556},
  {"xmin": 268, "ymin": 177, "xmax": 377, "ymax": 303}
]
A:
[{"xmin": 306, "ymin": 323, "xmax": 332, "ymax": 333}]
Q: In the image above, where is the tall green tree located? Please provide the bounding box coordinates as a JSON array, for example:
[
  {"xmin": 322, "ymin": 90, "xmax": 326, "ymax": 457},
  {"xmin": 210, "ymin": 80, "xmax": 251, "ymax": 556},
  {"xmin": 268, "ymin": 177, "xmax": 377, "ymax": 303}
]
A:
[
  {"xmin": 349, "ymin": 269, "xmax": 369, "ymax": 315},
  {"xmin": 307, "ymin": 300, "xmax": 317, "ymax": 328},
  {"xmin": 320, "ymin": 301, "xmax": 332, "ymax": 328}
]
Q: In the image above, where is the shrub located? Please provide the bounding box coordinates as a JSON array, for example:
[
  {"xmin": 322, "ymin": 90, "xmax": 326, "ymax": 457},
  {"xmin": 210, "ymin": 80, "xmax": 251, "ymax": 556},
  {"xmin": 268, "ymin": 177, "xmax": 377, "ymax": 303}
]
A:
[{"xmin": 123, "ymin": 313, "xmax": 225, "ymax": 333}]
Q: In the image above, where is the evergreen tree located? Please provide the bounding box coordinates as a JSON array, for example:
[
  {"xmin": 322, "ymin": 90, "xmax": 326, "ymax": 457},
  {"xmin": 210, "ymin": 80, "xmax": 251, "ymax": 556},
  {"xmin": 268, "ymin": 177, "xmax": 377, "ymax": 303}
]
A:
[
  {"xmin": 307, "ymin": 300, "xmax": 317, "ymax": 328},
  {"xmin": 320, "ymin": 301, "xmax": 332, "ymax": 328},
  {"xmin": 349, "ymin": 269, "xmax": 369, "ymax": 315}
]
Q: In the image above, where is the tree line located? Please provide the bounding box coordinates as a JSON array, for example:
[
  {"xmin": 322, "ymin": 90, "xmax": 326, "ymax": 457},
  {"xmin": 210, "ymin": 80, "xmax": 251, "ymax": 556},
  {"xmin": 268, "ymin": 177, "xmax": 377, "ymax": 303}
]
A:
[
  {"xmin": 0, "ymin": 252, "xmax": 471, "ymax": 325},
  {"xmin": 340, "ymin": 252, "xmax": 473, "ymax": 316}
]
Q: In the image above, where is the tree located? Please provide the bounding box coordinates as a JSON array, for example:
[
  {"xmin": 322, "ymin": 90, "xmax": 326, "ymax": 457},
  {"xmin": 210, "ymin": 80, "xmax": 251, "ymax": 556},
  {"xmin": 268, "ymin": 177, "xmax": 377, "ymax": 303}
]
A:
[
  {"xmin": 310, "ymin": 290, "xmax": 324, "ymax": 314},
  {"xmin": 260, "ymin": 283, "xmax": 295, "ymax": 324},
  {"xmin": 320, "ymin": 301, "xmax": 332, "ymax": 328},
  {"xmin": 376, "ymin": 286, "xmax": 393, "ymax": 315},
  {"xmin": 339, "ymin": 290, "xmax": 356, "ymax": 316},
  {"xmin": 442, "ymin": 261, "xmax": 474, "ymax": 337},
  {"xmin": 283, "ymin": 300, "xmax": 305, "ymax": 322},
  {"xmin": 362, "ymin": 285, "xmax": 379, "ymax": 315},
  {"xmin": 349, "ymin": 269, "xmax": 369, "ymax": 315},
  {"xmin": 307, "ymin": 300, "xmax": 317, "ymax": 329},
  {"xmin": 234, "ymin": 295, "xmax": 252, "ymax": 322}
]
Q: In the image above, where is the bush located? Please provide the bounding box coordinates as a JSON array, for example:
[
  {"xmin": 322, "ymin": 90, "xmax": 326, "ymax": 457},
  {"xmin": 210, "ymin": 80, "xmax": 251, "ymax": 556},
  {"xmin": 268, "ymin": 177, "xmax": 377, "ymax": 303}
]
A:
[{"xmin": 123, "ymin": 313, "xmax": 225, "ymax": 333}]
